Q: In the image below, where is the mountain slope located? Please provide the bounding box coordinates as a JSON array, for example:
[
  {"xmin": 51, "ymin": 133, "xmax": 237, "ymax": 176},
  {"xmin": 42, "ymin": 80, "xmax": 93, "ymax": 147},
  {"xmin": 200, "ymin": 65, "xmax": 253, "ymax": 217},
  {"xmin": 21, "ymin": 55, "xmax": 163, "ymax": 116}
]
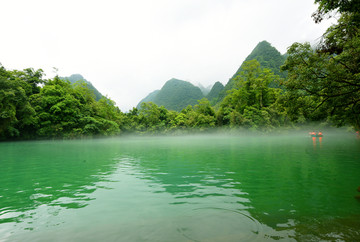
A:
[
  {"xmin": 206, "ymin": 81, "xmax": 224, "ymax": 104},
  {"xmin": 216, "ymin": 41, "xmax": 286, "ymax": 103},
  {"xmin": 60, "ymin": 74, "xmax": 103, "ymax": 101},
  {"xmin": 233, "ymin": 40, "xmax": 286, "ymax": 79},
  {"xmin": 137, "ymin": 78, "xmax": 204, "ymax": 111}
]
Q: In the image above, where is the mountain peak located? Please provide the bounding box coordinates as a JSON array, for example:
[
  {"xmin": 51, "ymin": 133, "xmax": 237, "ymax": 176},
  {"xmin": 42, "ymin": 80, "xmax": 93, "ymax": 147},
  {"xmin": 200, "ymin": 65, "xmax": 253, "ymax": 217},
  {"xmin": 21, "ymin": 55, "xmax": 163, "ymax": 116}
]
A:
[
  {"xmin": 60, "ymin": 74, "xmax": 103, "ymax": 101},
  {"xmin": 242, "ymin": 40, "xmax": 285, "ymax": 77},
  {"xmin": 206, "ymin": 81, "xmax": 224, "ymax": 104},
  {"xmin": 212, "ymin": 40, "xmax": 286, "ymax": 103},
  {"xmin": 255, "ymin": 40, "xmax": 272, "ymax": 47},
  {"xmin": 231, "ymin": 40, "xmax": 284, "ymax": 78},
  {"xmin": 137, "ymin": 78, "xmax": 204, "ymax": 111},
  {"xmin": 68, "ymin": 74, "xmax": 85, "ymax": 80}
]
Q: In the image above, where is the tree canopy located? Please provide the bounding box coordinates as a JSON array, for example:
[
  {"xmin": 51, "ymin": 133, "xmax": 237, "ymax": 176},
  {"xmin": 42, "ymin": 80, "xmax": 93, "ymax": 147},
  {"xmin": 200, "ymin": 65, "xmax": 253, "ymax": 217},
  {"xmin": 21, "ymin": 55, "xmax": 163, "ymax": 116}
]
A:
[
  {"xmin": 312, "ymin": 0, "xmax": 360, "ymax": 23},
  {"xmin": 0, "ymin": 66, "xmax": 124, "ymax": 140},
  {"xmin": 282, "ymin": 6, "xmax": 360, "ymax": 130}
]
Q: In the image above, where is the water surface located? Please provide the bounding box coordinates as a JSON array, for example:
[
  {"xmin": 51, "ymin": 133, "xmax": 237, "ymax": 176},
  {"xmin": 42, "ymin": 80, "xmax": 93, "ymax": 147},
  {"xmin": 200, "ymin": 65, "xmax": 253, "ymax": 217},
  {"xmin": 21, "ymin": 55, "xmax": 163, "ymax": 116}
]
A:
[{"xmin": 1, "ymin": 133, "xmax": 360, "ymax": 241}]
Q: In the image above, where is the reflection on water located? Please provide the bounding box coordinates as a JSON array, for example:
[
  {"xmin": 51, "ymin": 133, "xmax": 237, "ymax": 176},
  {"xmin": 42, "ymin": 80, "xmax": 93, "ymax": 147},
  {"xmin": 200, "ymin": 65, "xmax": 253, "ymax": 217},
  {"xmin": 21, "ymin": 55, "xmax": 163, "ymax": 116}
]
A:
[
  {"xmin": 0, "ymin": 134, "xmax": 360, "ymax": 241},
  {"xmin": 0, "ymin": 140, "xmax": 120, "ymax": 238}
]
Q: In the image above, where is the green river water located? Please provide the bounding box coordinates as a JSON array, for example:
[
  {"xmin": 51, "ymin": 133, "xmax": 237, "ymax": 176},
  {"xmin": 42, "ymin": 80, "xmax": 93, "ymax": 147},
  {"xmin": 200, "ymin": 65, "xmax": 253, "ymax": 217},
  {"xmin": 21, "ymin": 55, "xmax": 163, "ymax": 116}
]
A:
[{"xmin": 0, "ymin": 133, "xmax": 360, "ymax": 241}]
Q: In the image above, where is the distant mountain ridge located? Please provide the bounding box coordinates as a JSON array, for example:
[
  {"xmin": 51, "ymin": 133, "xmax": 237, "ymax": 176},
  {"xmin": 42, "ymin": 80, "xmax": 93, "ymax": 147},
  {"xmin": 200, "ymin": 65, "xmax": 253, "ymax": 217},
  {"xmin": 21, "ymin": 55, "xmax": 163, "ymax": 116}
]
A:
[
  {"xmin": 137, "ymin": 40, "xmax": 286, "ymax": 110},
  {"xmin": 60, "ymin": 74, "xmax": 103, "ymax": 101},
  {"xmin": 197, "ymin": 83, "xmax": 213, "ymax": 96}
]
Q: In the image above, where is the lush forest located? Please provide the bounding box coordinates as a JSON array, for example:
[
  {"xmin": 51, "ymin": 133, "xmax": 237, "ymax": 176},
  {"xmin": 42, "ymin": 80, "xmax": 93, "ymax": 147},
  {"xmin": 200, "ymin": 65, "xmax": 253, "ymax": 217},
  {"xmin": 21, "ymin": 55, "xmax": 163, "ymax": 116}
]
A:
[{"xmin": 1, "ymin": 0, "xmax": 359, "ymax": 140}]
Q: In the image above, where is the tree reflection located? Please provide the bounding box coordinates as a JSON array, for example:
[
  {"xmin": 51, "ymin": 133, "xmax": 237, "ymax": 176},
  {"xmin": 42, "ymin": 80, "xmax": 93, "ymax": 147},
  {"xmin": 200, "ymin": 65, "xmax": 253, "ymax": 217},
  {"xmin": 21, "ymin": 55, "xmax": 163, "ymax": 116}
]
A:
[
  {"xmin": 0, "ymin": 139, "xmax": 120, "ymax": 225},
  {"xmin": 119, "ymin": 135, "xmax": 360, "ymax": 241}
]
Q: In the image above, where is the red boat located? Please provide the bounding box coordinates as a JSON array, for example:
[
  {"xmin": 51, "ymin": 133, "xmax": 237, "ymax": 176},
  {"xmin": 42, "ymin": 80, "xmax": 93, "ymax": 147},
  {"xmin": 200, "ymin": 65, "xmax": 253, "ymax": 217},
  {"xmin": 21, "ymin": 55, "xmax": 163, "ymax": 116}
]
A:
[{"xmin": 310, "ymin": 132, "xmax": 323, "ymax": 137}]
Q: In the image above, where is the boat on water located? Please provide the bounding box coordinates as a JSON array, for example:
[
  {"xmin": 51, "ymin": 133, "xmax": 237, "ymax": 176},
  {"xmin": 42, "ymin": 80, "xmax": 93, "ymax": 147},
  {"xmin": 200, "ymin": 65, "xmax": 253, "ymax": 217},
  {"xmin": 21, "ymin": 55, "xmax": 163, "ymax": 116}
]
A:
[
  {"xmin": 310, "ymin": 132, "xmax": 323, "ymax": 137},
  {"xmin": 311, "ymin": 134, "xmax": 323, "ymax": 137}
]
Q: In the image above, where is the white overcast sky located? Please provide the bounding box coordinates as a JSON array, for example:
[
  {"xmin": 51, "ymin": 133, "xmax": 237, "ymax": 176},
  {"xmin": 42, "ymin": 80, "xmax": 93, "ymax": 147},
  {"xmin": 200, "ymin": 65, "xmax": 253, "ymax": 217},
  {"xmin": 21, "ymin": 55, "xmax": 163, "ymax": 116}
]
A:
[{"xmin": 1, "ymin": 0, "xmax": 335, "ymax": 111}]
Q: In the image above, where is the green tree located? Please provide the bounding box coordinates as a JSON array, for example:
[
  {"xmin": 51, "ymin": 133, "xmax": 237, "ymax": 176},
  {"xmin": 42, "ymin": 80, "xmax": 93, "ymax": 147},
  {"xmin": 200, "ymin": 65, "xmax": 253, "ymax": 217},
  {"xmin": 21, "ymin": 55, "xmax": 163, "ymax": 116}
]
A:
[
  {"xmin": 218, "ymin": 60, "xmax": 285, "ymax": 130},
  {"xmin": 30, "ymin": 77, "xmax": 122, "ymax": 138},
  {"xmin": 10, "ymin": 68, "xmax": 44, "ymax": 95},
  {"xmin": 312, "ymin": 0, "xmax": 360, "ymax": 23},
  {"xmin": 282, "ymin": 13, "xmax": 360, "ymax": 129},
  {"xmin": 138, "ymin": 102, "xmax": 169, "ymax": 133},
  {"xmin": 0, "ymin": 66, "xmax": 38, "ymax": 139},
  {"xmin": 123, "ymin": 107, "xmax": 142, "ymax": 132},
  {"xmin": 92, "ymin": 97, "xmax": 122, "ymax": 136},
  {"xmin": 193, "ymin": 98, "xmax": 216, "ymax": 128},
  {"xmin": 170, "ymin": 112, "xmax": 187, "ymax": 129},
  {"xmin": 31, "ymin": 77, "xmax": 83, "ymax": 137}
]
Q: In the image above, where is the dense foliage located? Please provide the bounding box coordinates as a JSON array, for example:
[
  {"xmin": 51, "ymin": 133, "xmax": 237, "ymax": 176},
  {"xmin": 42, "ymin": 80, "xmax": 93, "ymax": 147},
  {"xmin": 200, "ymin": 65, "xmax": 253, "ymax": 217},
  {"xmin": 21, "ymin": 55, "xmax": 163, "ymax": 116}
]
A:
[
  {"xmin": 0, "ymin": 67, "xmax": 123, "ymax": 140},
  {"xmin": 217, "ymin": 60, "xmax": 288, "ymax": 131},
  {"xmin": 282, "ymin": 2, "xmax": 360, "ymax": 130},
  {"xmin": 312, "ymin": 0, "xmax": 360, "ymax": 23}
]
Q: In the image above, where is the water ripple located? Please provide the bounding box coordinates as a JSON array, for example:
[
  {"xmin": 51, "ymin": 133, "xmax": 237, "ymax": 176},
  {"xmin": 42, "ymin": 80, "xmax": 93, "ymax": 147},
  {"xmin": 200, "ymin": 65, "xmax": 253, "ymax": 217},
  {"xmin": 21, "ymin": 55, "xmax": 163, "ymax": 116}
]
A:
[{"xmin": 176, "ymin": 207, "xmax": 263, "ymax": 242}]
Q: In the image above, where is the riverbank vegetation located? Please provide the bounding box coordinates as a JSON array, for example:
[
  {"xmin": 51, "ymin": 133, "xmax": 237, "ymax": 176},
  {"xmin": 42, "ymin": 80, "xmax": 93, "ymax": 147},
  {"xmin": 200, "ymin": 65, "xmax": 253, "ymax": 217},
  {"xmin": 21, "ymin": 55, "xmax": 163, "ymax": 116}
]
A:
[{"xmin": 1, "ymin": 0, "xmax": 359, "ymax": 140}]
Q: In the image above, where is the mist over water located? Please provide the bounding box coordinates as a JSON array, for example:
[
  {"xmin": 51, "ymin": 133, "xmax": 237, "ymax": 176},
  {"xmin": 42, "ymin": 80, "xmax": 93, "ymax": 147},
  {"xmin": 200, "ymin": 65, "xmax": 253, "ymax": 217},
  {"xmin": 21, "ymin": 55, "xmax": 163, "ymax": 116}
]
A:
[{"xmin": 1, "ymin": 133, "xmax": 359, "ymax": 241}]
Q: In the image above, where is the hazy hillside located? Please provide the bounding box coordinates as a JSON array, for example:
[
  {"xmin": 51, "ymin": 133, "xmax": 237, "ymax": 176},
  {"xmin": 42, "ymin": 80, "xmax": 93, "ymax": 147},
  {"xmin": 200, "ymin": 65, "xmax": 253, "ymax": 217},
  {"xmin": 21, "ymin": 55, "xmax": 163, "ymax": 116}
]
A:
[
  {"xmin": 206, "ymin": 81, "xmax": 224, "ymax": 104},
  {"xmin": 60, "ymin": 74, "xmax": 103, "ymax": 101},
  {"xmin": 197, "ymin": 83, "xmax": 213, "ymax": 96},
  {"xmin": 137, "ymin": 78, "xmax": 204, "ymax": 111}
]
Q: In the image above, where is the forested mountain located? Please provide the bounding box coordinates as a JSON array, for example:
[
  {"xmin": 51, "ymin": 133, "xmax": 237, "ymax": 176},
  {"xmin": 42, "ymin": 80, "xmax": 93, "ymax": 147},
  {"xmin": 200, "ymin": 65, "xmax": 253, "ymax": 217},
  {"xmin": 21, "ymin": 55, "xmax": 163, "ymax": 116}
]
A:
[
  {"xmin": 206, "ymin": 81, "xmax": 224, "ymax": 104},
  {"xmin": 233, "ymin": 41, "xmax": 286, "ymax": 79},
  {"xmin": 215, "ymin": 41, "xmax": 286, "ymax": 103},
  {"xmin": 60, "ymin": 74, "xmax": 103, "ymax": 101},
  {"xmin": 136, "ymin": 90, "xmax": 160, "ymax": 109},
  {"xmin": 137, "ymin": 41, "xmax": 284, "ymax": 110},
  {"xmin": 137, "ymin": 78, "xmax": 204, "ymax": 111}
]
